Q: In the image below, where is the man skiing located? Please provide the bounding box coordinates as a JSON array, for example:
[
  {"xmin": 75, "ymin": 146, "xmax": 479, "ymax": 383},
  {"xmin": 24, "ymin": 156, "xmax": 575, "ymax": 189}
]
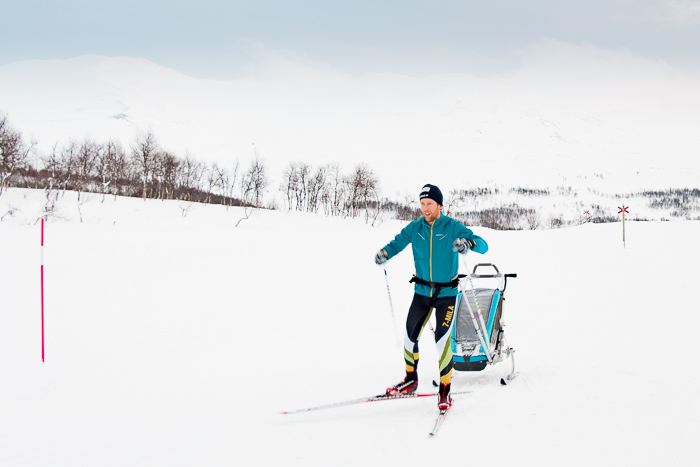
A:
[{"xmin": 375, "ymin": 184, "xmax": 488, "ymax": 409}]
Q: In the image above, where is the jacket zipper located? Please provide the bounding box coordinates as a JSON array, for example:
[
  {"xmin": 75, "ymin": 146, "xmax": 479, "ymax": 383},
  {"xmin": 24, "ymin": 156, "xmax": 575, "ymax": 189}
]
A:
[{"xmin": 429, "ymin": 221, "xmax": 434, "ymax": 298}]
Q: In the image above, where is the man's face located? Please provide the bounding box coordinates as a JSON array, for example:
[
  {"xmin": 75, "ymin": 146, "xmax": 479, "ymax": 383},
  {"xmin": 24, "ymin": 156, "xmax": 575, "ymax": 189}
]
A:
[{"xmin": 420, "ymin": 198, "xmax": 442, "ymax": 224}]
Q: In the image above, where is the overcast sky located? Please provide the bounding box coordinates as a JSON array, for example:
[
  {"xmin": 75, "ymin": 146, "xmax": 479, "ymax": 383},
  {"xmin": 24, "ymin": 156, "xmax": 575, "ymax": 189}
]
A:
[{"xmin": 2, "ymin": 0, "xmax": 699, "ymax": 79}]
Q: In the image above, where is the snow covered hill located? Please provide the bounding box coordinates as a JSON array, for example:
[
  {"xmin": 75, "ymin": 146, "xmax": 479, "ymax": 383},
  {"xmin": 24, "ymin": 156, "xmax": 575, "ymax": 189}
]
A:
[
  {"xmin": 1, "ymin": 54, "xmax": 699, "ymax": 201},
  {"xmin": 1, "ymin": 188, "xmax": 699, "ymax": 466}
]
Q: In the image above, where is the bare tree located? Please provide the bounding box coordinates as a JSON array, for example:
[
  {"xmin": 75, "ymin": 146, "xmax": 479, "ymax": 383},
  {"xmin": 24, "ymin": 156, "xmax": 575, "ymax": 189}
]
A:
[
  {"xmin": 204, "ymin": 163, "xmax": 217, "ymax": 204},
  {"xmin": 148, "ymin": 150, "xmax": 179, "ymax": 200},
  {"xmin": 58, "ymin": 140, "xmax": 78, "ymax": 195},
  {"xmin": 75, "ymin": 138, "xmax": 99, "ymax": 200},
  {"xmin": 281, "ymin": 161, "xmax": 299, "ymax": 211},
  {"xmin": 42, "ymin": 143, "xmax": 61, "ymax": 189},
  {"xmin": 214, "ymin": 160, "xmax": 241, "ymax": 207},
  {"xmin": 41, "ymin": 144, "xmax": 60, "ymax": 217},
  {"xmin": 526, "ymin": 211, "xmax": 541, "ymax": 230},
  {"xmin": 0, "ymin": 114, "xmax": 32, "ymax": 194},
  {"xmin": 324, "ymin": 163, "xmax": 345, "ymax": 216},
  {"xmin": 132, "ymin": 131, "xmax": 159, "ymax": 200},
  {"xmin": 95, "ymin": 141, "xmax": 111, "ymax": 200},
  {"xmin": 396, "ymin": 194, "xmax": 421, "ymax": 221},
  {"xmin": 157, "ymin": 151, "xmax": 180, "ymax": 200},
  {"xmin": 445, "ymin": 189, "xmax": 468, "ymax": 217},
  {"xmin": 549, "ymin": 214, "xmax": 565, "ymax": 229},
  {"xmin": 307, "ymin": 165, "xmax": 328, "ymax": 213},
  {"xmin": 241, "ymin": 157, "xmax": 268, "ymax": 207},
  {"xmin": 101, "ymin": 140, "xmax": 130, "ymax": 198},
  {"xmin": 178, "ymin": 154, "xmax": 204, "ymax": 201},
  {"xmin": 229, "ymin": 159, "xmax": 240, "ymax": 205},
  {"xmin": 345, "ymin": 164, "xmax": 378, "ymax": 219},
  {"xmin": 213, "ymin": 163, "xmax": 231, "ymax": 205}
]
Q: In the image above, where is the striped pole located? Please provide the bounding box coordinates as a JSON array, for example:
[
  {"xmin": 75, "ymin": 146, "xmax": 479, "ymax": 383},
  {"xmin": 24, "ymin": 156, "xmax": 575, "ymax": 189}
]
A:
[{"xmin": 41, "ymin": 217, "xmax": 45, "ymax": 362}]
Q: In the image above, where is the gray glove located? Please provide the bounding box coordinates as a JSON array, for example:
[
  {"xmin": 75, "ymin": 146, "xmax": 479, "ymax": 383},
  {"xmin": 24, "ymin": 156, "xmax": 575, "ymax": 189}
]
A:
[
  {"xmin": 453, "ymin": 238, "xmax": 475, "ymax": 254},
  {"xmin": 375, "ymin": 249, "xmax": 388, "ymax": 265}
]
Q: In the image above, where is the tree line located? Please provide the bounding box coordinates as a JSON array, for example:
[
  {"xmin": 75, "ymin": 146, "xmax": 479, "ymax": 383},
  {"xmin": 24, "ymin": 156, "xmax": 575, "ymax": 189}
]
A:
[
  {"xmin": 280, "ymin": 161, "xmax": 379, "ymax": 219},
  {"xmin": 6, "ymin": 112, "xmax": 695, "ymax": 228},
  {"xmin": 0, "ymin": 113, "xmax": 381, "ymax": 220},
  {"xmin": 2, "ymin": 114, "xmax": 273, "ymax": 208}
]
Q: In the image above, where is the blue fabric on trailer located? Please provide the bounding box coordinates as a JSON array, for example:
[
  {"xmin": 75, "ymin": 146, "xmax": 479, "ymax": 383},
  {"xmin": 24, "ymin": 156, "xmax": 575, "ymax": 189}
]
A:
[{"xmin": 485, "ymin": 289, "xmax": 502, "ymax": 341}]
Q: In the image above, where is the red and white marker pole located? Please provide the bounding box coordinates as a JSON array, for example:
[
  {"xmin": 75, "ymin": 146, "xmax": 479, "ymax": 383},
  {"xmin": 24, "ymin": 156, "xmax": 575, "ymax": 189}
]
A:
[{"xmin": 41, "ymin": 217, "xmax": 45, "ymax": 362}]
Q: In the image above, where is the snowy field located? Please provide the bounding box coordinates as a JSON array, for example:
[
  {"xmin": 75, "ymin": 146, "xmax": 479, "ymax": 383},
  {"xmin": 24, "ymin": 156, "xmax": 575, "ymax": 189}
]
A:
[{"xmin": 1, "ymin": 188, "xmax": 699, "ymax": 466}]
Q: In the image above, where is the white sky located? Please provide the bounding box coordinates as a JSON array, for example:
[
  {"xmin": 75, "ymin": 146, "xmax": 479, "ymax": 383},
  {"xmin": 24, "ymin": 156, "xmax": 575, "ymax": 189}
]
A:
[{"xmin": 2, "ymin": 0, "xmax": 699, "ymax": 79}]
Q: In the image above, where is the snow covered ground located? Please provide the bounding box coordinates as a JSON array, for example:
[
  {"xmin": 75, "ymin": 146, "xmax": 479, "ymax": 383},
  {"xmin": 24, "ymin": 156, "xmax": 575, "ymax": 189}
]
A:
[{"xmin": 1, "ymin": 188, "xmax": 699, "ymax": 466}]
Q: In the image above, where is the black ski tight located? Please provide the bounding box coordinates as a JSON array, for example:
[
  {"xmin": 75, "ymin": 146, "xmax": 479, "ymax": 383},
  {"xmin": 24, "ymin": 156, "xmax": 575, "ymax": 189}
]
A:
[{"xmin": 402, "ymin": 293, "xmax": 455, "ymax": 383}]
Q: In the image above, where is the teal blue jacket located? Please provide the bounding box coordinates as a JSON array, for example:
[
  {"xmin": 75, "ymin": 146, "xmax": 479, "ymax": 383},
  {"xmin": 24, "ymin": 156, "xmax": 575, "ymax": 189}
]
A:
[{"xmin": 383, "ymin": 215, "xmax": 487, "ymax": 298}]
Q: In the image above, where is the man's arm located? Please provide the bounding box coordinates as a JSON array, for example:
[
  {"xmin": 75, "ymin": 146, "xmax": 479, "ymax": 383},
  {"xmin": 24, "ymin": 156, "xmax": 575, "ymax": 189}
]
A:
[
  {"xmin": 454, "ymin": 223, "xmax": 488, "ymax": 254},
  {"xmin": 383, "ymin": 222, "xmax": 416, "ymax": 259}
]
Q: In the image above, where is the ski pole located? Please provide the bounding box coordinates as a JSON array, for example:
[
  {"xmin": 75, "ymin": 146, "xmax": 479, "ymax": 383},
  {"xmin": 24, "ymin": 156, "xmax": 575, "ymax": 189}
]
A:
[{"xmin": 383, "ymin": 265, "xmax": 401, "ymax": 348}]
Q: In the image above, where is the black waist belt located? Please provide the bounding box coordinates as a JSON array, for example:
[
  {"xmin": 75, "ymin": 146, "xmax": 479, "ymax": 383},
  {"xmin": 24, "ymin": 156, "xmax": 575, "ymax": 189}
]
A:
[{"xmin": 409, "ymin": 274, "xmax": 466, "ymax": 307}]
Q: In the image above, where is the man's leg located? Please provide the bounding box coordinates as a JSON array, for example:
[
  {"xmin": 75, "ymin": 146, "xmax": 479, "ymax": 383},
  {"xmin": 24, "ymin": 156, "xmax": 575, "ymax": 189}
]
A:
[
  {"xmin": 403, "ymin": 293, "xmax": 434, "ymax": 374},
  {"xmin": 387, "ymin": 294, "xmax": 432, "ymax": 395},
  {"xmin": 433, "ymin": 296, "xmax": 456, "ymax": 408}
]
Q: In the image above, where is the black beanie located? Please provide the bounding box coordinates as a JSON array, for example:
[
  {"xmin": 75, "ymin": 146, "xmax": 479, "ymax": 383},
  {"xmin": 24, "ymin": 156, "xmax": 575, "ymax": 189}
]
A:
[{"xmin": 419, "ymin": 184, "xmax": 443, "ymax": 206}]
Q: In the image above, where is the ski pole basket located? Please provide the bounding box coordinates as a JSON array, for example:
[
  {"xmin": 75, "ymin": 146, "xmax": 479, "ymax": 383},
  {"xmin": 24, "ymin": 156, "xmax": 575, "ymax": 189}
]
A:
[{"xmin": 451, "ymin": 263, "xmax": 518, "ymax": 382}]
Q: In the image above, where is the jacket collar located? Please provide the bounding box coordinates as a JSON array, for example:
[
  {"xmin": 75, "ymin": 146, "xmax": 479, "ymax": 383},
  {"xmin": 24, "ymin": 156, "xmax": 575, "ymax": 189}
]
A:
[{"xmin": 421, "ymin": 214, "xmax": 446, "ymax": 228}]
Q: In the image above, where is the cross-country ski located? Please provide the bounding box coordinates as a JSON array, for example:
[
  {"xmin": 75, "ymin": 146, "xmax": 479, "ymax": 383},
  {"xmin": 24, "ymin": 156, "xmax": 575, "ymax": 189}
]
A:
[
  {"xmin": 280, "ymin": 390, "xmax": 471, "ymax": 415},
  {"xmin": 429, "ymin": 408, "xmax": 450, "ymax": 437}
]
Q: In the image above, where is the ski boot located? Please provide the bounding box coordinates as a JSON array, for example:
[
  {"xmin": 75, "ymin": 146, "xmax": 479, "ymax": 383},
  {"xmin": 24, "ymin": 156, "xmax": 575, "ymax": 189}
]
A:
[
  {"xmin": 386, "ymin": 371, "xmax": 418, "ymax": 396},
  {"xmin": 438, "ymin": 383, "xmax": 452, "ymax": 409}
]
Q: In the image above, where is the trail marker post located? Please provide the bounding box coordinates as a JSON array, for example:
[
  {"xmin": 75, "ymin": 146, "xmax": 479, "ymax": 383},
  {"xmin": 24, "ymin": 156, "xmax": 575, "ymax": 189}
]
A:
[
  {"xmin": 618, "ymin": 205, "xmax": 629, "ymax": 248},
  {"xmin": 41, "ymin": 217, "xmax": 45, "ymax": 362}
]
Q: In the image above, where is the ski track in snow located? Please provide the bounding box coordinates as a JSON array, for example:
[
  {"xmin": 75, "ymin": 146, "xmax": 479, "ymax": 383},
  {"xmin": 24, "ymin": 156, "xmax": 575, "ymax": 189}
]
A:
[{"xmin": 1, "ymin": 188, "xmax": 699, "ymax": 466}]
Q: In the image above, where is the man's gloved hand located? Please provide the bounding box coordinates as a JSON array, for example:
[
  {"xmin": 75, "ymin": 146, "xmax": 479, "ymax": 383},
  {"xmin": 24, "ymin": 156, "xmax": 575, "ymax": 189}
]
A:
[
  {"xmin": 453, "ymin": 238, "xmax": 476, "ymax": 254},
  {"xmin": 375, "ymin": 249, "xmax": 388, "ymax": 265}
]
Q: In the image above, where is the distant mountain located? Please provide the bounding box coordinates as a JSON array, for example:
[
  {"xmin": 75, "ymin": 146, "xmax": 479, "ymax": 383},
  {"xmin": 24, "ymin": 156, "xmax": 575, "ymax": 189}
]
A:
[{"xmin": 1, "ymin": 55, "xmax": 698, "ymax": 197}]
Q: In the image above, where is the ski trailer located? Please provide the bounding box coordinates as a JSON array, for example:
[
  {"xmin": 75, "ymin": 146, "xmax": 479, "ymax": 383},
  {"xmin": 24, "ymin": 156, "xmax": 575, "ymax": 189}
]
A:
[{"xmin": 451, "ymin": 263, "xmax": 518, "ymax": 385}]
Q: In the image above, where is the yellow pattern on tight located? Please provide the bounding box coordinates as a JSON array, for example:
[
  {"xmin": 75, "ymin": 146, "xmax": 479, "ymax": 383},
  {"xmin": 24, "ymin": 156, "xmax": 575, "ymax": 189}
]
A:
[{"xmin": 440, "ymin": 370, "xmax": 453, "ymax": 385}]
